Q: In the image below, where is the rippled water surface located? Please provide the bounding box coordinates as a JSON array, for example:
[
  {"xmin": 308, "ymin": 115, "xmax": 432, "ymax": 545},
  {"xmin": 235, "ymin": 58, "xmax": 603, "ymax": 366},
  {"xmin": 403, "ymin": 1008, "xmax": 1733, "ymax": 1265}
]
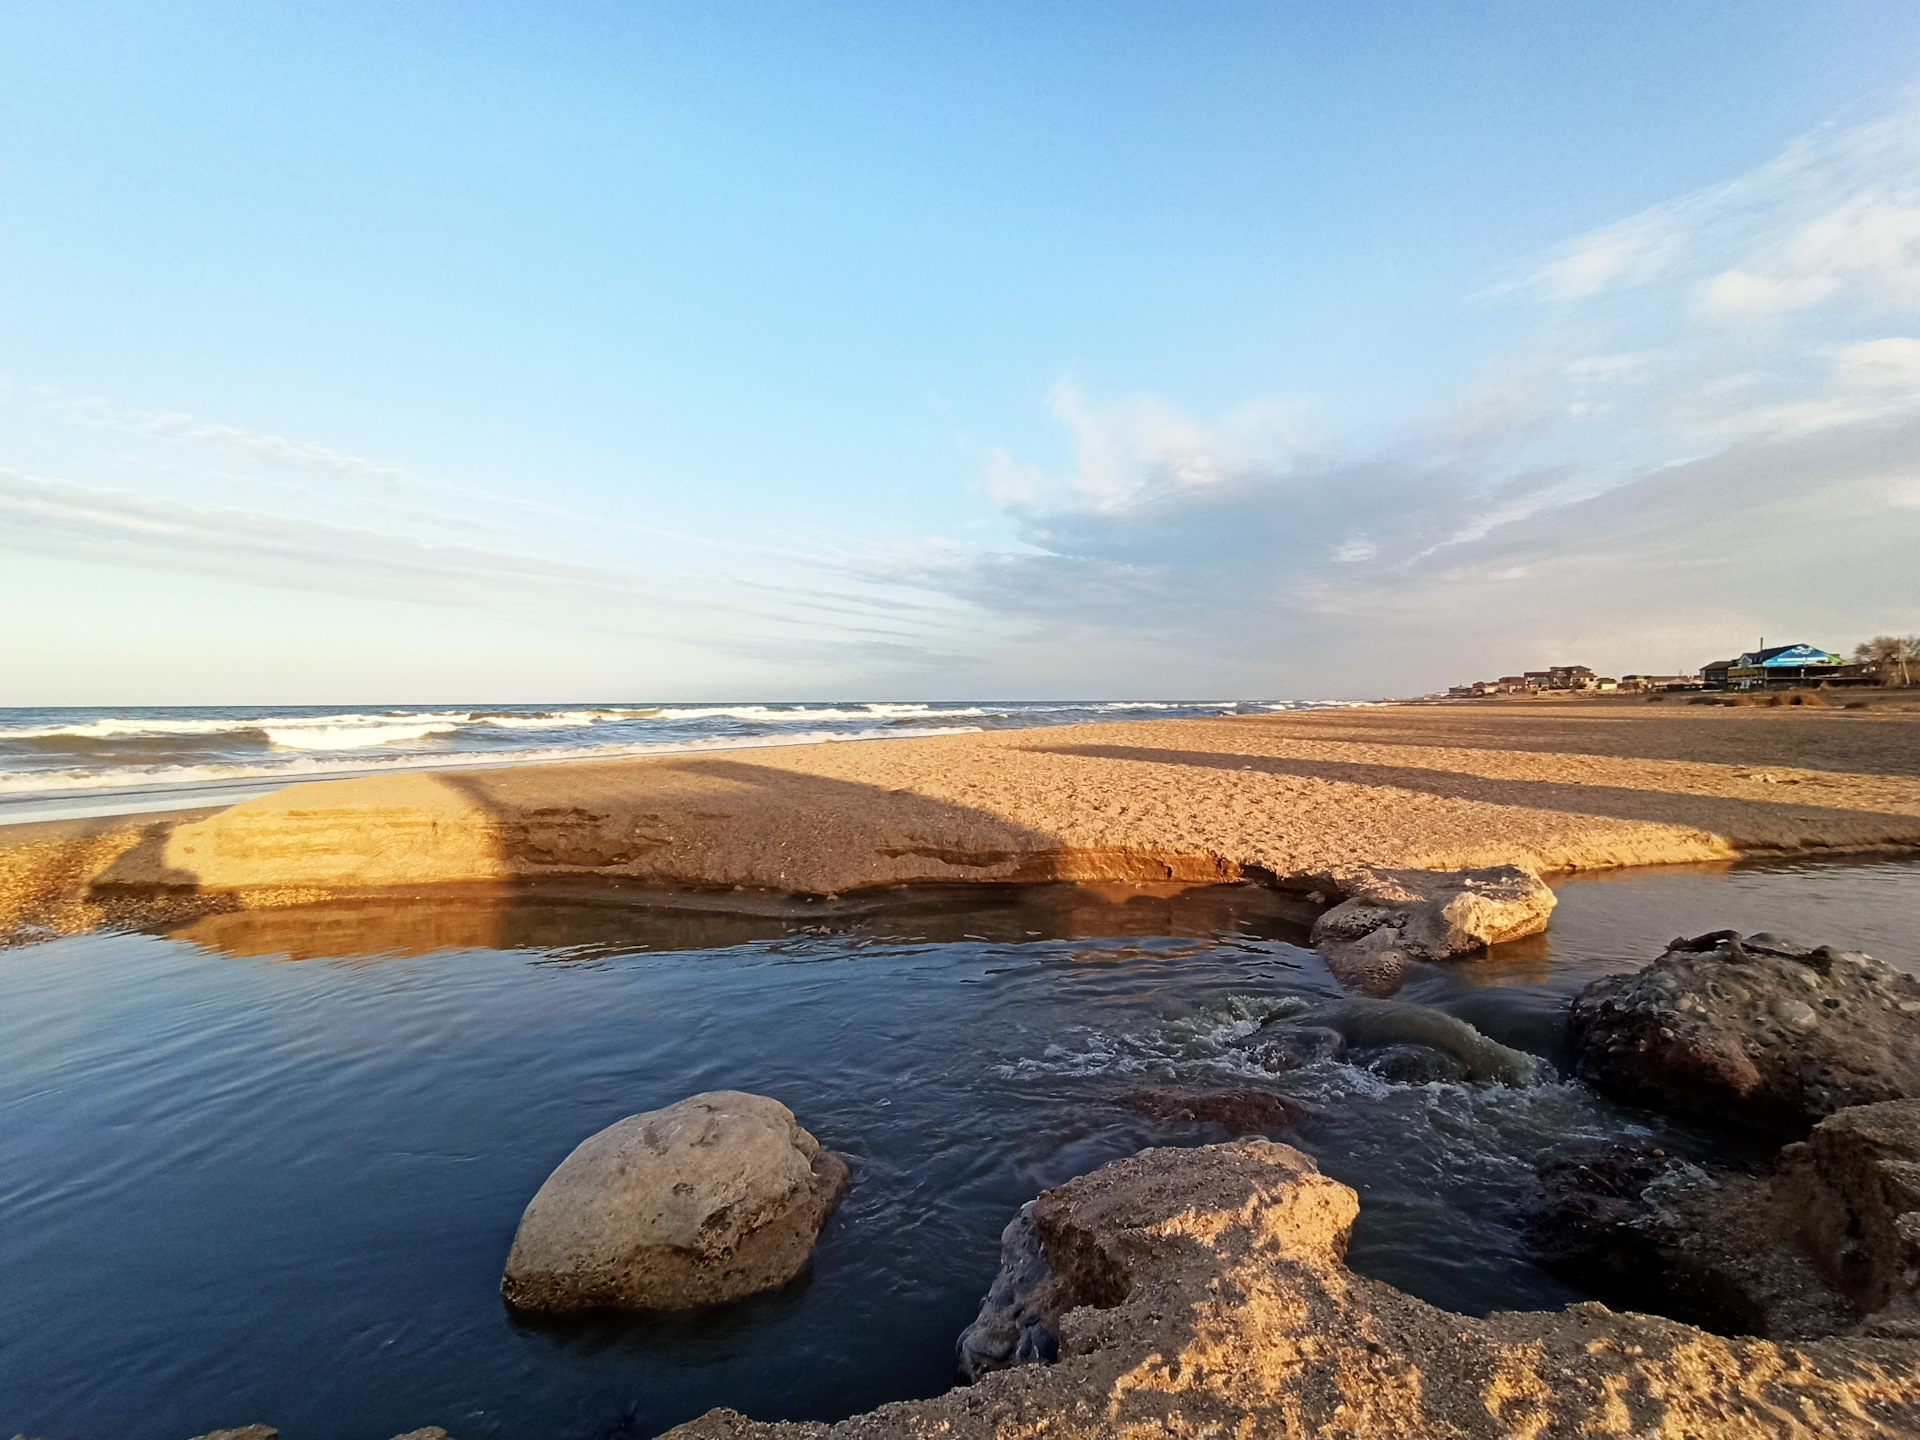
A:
[{"xmin": 3, "ymin": 858, "xmax": 1916, "ymax": 1440}]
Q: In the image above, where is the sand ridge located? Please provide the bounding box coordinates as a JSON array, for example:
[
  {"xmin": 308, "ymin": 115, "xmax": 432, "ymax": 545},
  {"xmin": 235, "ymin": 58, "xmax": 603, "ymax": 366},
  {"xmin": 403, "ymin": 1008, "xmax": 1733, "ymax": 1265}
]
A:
[{"xmin": 5, "ymin": 704, "xmax": 1919, "ymax": 941}]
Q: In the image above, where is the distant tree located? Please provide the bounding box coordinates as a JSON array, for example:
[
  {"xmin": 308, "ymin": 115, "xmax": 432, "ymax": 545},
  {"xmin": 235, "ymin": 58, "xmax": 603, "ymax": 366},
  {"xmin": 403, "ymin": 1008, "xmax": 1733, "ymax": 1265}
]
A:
[{"xmin": 1853, "ymin": 635, "xmax": 1920, "ymax": 687}]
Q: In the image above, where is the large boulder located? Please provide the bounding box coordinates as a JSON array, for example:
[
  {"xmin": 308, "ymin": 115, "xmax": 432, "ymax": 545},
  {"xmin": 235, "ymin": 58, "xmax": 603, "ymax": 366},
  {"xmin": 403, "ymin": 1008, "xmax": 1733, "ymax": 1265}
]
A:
[
  {"xmin": 1568, "ymin": 930, "xmax": 1920, "ymax": 1132},
  {"xmin": 671, "ymin": 1139, "xmax": 1920, "ymax": 1440},
  {"xmin": 1311, "ymin": 865, "xmax": 1555, "ymax": 992},
  {"xmin": 501, "ymin": 1091, "xmax": 848, "ymax": 1312}
]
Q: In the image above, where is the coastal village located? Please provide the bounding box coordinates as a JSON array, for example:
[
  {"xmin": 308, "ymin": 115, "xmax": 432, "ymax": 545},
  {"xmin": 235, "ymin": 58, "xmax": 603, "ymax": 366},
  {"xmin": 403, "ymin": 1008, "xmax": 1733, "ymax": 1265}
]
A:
[{"xmin": 1433, "ymin": 636, "xmax": 1916, "ymax": 699}]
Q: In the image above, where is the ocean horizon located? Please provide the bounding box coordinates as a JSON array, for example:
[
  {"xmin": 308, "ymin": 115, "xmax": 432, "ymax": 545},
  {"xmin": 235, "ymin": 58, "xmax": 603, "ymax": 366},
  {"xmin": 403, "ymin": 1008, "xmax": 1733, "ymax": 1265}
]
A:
[{"xmin": 0, "ymin": 699, "xmax": 1380, "ymax": 825}]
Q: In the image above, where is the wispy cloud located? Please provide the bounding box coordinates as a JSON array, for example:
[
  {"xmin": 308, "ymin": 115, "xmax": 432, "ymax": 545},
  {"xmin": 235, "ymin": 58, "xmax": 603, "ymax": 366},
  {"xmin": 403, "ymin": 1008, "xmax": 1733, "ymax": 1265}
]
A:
[{"xmin": 901, "ymin": 97, "xmax": 1920, "ymax": 693}]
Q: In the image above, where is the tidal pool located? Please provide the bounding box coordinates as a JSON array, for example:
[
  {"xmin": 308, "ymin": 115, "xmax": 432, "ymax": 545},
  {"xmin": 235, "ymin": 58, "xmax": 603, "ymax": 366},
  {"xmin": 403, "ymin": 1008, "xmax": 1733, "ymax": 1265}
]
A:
[{"xmin": 2, "ymin": 858, "xmax": 1915, "ymax": 1440}]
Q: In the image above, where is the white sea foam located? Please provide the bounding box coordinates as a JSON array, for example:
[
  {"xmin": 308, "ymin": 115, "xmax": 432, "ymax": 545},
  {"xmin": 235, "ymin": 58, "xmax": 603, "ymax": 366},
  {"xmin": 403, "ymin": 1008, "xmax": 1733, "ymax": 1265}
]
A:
[
  {"xmin": 0, "ymin": 725, "xmax": 985, "ymax": 797},
  {"xmin": 263, "ymin": 722, "xmax": 465, "ymax": 750},
  {"xmin": 0, "ymin": 711, "xmax": 477, "ymax": 741},
  {"xmin": 646, "ymin": 703, "xmax": 988, "ymax": 722}
]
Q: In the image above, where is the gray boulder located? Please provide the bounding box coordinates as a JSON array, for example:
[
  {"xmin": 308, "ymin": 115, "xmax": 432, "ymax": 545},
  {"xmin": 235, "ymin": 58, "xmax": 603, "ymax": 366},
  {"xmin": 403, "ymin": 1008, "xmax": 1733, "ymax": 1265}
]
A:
[
  {"xmin": 1568, "ymin": 931, "xmax": 1920, "ymax": 1133},
  {"xmin": 501, "ymin": 1090, "xmax": 849, "ymax": 1312}
]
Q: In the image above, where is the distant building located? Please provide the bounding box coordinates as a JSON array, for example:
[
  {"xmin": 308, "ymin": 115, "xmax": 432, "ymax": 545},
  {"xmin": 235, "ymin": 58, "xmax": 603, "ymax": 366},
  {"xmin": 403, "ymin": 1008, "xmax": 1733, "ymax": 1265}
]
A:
[
  {"xmin": 1724, "ymin": 643, "xmax": 1844, "ymax": 690},
  {"xmin": 1621, "ymin": 673, "xmax": 1700, "ymax": 691},
  {"xmin": 1523, "ymin": 665, "xmax": 1597, "ymax": 691}
]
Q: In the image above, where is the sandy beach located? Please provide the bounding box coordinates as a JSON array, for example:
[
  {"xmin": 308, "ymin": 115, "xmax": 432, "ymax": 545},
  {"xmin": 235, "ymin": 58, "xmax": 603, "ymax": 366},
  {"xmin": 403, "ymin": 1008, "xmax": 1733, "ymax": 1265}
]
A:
[{"xmin": 6, "ymin": 700, "xmax": 1918, "ymax": 943}]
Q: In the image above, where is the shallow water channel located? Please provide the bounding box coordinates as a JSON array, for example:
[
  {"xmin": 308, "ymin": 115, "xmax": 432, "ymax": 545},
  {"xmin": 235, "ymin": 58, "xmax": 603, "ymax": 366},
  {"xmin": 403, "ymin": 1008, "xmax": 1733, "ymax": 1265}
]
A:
[{"xmin": 4, "ymin": 857, "xmax": 1918, "ymax": 1440}]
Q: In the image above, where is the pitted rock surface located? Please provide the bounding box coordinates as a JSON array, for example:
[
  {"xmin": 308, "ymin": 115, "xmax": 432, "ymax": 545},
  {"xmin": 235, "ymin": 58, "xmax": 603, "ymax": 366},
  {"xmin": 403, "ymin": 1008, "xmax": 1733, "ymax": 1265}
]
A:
[
  {"xmin": 665, "ymin": 1138, "xmax": 1920, "ymax": 1440},
  {"xmin": 1569, "ymin": 930, "xmax": 1920, "ymax": 1132},
  {"xmin": 501, "ymin": 1091, "xmax": 848, "ymax": 1312}
]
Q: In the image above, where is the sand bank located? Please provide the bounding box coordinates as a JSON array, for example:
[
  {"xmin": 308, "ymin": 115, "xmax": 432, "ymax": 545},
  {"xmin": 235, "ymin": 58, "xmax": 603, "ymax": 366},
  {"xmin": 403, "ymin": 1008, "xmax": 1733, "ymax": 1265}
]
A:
[{"xmin": 5, "ymin": 704, "xmax": 1919, "ymax": 942}]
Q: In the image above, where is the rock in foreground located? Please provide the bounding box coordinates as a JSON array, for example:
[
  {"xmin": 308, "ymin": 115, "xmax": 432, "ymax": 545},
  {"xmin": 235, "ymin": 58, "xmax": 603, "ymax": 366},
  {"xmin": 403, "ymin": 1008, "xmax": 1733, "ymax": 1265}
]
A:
[
  {"xmin": 502, "ymin": 1091, "xmax": 848, "ymax": 1312},
  {"xmin": 666, "ymin": 1139, "xmax": 1920, "ymax": 1440},
  {"xmin": 1569, "ymin": 930, "xmax": 1920, "ymax": 1132}
]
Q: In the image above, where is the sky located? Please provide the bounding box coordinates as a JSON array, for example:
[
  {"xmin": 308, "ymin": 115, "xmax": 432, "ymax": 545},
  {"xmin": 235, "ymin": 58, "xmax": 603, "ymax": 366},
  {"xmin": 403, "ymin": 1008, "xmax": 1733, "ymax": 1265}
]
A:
[{"xmin": 3, "ymin": 1, "xmax": 1919, "ymax": 704}]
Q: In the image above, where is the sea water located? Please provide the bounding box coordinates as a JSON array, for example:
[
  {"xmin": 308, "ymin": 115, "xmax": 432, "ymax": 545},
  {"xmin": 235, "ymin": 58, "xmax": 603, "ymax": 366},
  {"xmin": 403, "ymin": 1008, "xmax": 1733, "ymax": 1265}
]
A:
[
  {"xmin": 2, "ymin": 858, "xmax": 1915, "ymax": 1440},
  {"xmin": 0, "ymin": 700, "xmax": 1370, "ymax": 824}
]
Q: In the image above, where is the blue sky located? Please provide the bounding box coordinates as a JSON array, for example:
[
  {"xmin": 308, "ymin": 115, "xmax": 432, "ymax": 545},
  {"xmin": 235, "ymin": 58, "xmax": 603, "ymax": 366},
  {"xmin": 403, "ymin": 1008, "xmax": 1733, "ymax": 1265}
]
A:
[{"xmin": 4, "ymin": 2, "xmax": 1919, "ymax": 702}]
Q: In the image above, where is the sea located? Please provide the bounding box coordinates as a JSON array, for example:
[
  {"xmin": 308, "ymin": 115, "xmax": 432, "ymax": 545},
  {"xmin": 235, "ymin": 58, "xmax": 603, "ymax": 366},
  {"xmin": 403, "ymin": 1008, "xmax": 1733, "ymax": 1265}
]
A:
[{"xmin": 0, "ymin": 699, "xmax": 1374, "ymax": 825}]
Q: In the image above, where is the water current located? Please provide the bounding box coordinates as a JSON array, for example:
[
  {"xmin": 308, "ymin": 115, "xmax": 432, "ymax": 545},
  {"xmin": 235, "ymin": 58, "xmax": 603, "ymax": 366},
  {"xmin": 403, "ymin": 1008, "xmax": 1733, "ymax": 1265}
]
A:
[{"xmin": 3, "ymin": 858, "xmax": 1916, "ymax": 1440}]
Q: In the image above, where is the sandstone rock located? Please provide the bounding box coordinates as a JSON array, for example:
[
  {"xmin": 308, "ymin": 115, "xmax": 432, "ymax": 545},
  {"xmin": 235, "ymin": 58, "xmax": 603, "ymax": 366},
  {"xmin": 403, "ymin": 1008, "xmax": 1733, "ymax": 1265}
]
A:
[
  {"xmin": 1313, "ymin": 863, "xmax": 1556, "ymax": 958},
  {"xmin": 1239, "ymin": 997, "xmax": 1548, "ymax": 1086},
  {"xmin": 666, "ymin": 1139, "xmax": 1920, "ymax": 1440},
  {"xmin": 1569, "ymin": 930, "xmax": 1920, "ymax": 1132},
  {"xmin": 186, "ymin": 1429, "xmax": 277, "ymax": 1440},
  {"xmin": 501, "ymin": 1091, "xmax": 848, "ymax": 1312},
  {"xmin": 1113, "ymin": 1088, "xmax": 1308, "ymax": 1131}
]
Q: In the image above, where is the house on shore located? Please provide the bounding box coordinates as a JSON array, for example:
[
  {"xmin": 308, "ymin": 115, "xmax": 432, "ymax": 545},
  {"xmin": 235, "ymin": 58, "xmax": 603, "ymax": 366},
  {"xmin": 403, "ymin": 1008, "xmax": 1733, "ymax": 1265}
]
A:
[{"xmin": 1710, "ymin": 643, "xmax": 1845, "ymax": 690}]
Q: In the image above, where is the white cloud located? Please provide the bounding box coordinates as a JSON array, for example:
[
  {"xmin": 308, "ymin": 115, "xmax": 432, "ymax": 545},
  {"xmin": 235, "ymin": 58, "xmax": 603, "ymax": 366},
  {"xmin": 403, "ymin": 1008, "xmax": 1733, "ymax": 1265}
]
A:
[{"xmin": 908, "ymin": 98, "xmax": 1920, "ymax": 694}]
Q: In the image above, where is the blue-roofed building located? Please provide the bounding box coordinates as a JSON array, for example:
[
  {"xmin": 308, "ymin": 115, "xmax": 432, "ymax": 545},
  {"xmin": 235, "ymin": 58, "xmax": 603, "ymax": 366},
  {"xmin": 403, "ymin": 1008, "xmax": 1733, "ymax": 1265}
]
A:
[{"xmin": 1723, "ymin": 643, "xmax": 1843, "ymax": 690}]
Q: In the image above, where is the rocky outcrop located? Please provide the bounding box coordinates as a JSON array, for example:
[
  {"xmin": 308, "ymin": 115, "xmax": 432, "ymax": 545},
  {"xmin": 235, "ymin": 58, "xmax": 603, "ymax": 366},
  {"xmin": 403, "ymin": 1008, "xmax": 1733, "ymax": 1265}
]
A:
[
  {"xmin": 1310, "ymin": 864, "xmax": 1555, "ymax": 991},
  {"xmin": 1521, "ymin": 1100, "xmax": 1920, "ymax": 1342},
  {"xmin": 501, "ymin": 1091, "xmax": 849, "ymax": 1312},
  {"xmin": 1569, "ymin": 930, "xmax": 1920, "ymax": 1132},
  {"xmin": 667, "ymin": 1138, "xmax": 1920, "ymax": 1439},
  {"xmin": 1237, "ymin": 996, "xmax": 1548, "ymax": 1086}
]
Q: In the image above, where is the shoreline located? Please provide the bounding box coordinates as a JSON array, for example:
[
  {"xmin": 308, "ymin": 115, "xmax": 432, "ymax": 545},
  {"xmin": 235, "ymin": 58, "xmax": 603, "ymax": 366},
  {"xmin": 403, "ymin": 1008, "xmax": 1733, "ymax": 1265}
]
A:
[{"xmin": 6, "ymin": 703, "xmax": 1919, "ymax": 944}]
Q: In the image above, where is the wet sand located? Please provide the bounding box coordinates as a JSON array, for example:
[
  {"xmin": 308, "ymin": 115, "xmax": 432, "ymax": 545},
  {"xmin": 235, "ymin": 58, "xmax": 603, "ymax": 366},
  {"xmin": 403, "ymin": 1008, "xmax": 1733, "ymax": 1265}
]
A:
[{"xmin": 5, "ymin": 702, "xmax": 1919, "ymax": 942}]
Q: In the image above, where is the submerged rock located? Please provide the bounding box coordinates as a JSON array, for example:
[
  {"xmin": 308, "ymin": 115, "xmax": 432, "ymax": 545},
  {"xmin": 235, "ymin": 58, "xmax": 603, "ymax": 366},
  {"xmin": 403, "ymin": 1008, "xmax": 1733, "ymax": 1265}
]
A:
[
  {"xmin": 1239, "ymin": 997, "xmax": 1547, "ymax": 1086},
  {"xmin": 669, "ymin": 1138, "xmax": 1920, "ymax": 1440},
  {"xmin": 501, "ymin": 1090, "xmax": 848, "ymax": 1312},
  {"xmin": 1114, "ymin": 1088, "xmax": 1309, "ymax": 1131},
  {"xmin": 1311, "ymin": 864, "xmax": 1556, "ymax": 991},
  {"xmin": 1568, "ymin": 930, "xmax": 1920, "ymax": 1133}
]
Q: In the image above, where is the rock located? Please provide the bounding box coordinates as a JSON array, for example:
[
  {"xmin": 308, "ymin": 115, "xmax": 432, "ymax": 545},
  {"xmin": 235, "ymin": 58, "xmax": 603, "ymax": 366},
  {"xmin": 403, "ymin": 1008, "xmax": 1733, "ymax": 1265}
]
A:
[
  {"xmin": 1568, "ymin": 930, "xmax": 1920, "ymax": 1132},
  {"xmin": 665, "ymin": 1139, "xmax": 1920, "ymax": 1440},
  {"xmin": 1239, "ymin": 997, "xmax": 1547, "ymax": 1086},
  {"xmin": 1357, "ymin": 1043, "xmax": 1469, "ymax": 1084},
  {"xmin": 186, "ymin": 1430, "xmax": 277, "ymax": 1440},
  {"xmin": 955, "ymin": 1201, "xmax": 1066, "ymax": 1382},
  {"xmin": 501, "ymin": 1091, "xmax": 849, "ymax": 1312},
  {"xmin": 1242, "ymin": 1022, "xmax": 1347, "ymax": 1071},
  {"xmin": 1114, "ymin": 1088, "xmax": 1309, "ymax": 1131},
  {"xmin": 1778, "ymin": 1099, "xmax": 1920, "ymax": 1334},
  {"xmin": 1520, "ymin": 1101, "xmax": 1920, "ymax": 1341},
  {"xmin": 1313, "ymin": 864, "xmax": 1556, "ymax": 959}
]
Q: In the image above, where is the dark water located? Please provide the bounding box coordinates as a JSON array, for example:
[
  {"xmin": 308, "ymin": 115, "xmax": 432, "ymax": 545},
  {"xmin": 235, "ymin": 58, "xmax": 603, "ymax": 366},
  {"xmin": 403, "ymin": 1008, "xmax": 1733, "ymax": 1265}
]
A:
[{"xmin": 2, "ymin": 859, "xmax": 1916, "ymax": 1440}]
